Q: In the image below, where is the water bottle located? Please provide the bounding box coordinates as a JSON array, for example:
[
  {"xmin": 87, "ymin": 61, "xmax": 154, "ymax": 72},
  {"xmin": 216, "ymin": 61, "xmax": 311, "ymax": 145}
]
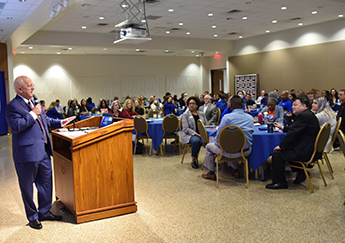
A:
[{"xmin": 258, "ymin": 113, "xmax": 263, "ymax": 124}]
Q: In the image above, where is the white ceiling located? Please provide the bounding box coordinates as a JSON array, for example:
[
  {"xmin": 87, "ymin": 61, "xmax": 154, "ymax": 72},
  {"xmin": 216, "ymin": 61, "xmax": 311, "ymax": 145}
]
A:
[{"xmin": 1, "ymin": 0, "xmax": 345, "ymax": 56}]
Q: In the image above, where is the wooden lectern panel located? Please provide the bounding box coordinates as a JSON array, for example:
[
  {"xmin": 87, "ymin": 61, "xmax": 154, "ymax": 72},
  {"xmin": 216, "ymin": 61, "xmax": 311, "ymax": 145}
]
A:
[{"xmin": 52, "ymin": 117, "xmax": 137, "ymax": 223}]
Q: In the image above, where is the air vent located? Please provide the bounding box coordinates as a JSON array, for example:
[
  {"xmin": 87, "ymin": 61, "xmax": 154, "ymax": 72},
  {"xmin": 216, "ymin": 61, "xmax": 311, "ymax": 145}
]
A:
[
  {"xmin": 146, "ymin": 15, "xmax": 162, "ymax": 20},
  {"xmin": 228, "ymin": 32, "xmax": 237, "ymax": 35},
  {"xmin": 97, "ymin": 23, "xmax": 109, "ymax": 26},
  {"xmin": 170, "ymin": 28, "xmax": 180, "ymax": 31},
  {"xmin": 290, "ymin": 17, "xmax": 302, "ymax": 21},
  {"xmin": 227, "ymin": 9, "xmax": 242, "ymax": 14}
]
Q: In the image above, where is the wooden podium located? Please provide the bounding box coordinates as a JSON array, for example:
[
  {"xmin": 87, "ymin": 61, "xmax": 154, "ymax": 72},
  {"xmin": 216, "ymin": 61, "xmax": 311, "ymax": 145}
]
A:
[{"xmin": 51, "ymin": 117, "xmax": 137, "ymax": 223}]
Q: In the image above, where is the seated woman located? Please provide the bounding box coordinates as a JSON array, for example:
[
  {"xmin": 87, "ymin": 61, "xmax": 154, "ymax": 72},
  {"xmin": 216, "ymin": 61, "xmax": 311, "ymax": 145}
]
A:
[
  {"xmin": 134, "ymin": 98, "xmax": 145, "ymax": 115},
  {"xmin": 98, "ymin": 99, "xmax": 109, "ymax": 113},
  {"xmin": 311, "ymin": 97, "xmax": 337, "ymax": 152},
  {"xmin": 121, "ymin": 99, "xmax": 138, "ymax": 119},
  {"xmin": 86, "ymin": 97, "xmax": 95, "ymax": 110},
  {"xmin": 150, "ymin": 99, "xmax": 164, "ymax": 115},
  {"xmin": 261, "ymin": 98, "xmax": 284, "ymax": 122},
  {"xmin": 260, "ymin": 93, "xmax": 268, "ymax": 107},
  {"xmin": 164, "ymin": 96, "xmax": 177, "ymax": 116},
  {"xmin": 79, "ymin": 99, "xmax": 90, "ymax": 114},
  {"xmin": 46, "ymin": 101, "xmax": 63, "ymax": 119},
  {"xmin": 109, "ymin": 100, "xmax": 122, "ymax": 118},
  {"xmin": 178, "ymin": 96, "xmax": 207, "ymax": 169},
  {"xmin": 67, "ymin": 99, "xmax": 79, "ymax": 120}
]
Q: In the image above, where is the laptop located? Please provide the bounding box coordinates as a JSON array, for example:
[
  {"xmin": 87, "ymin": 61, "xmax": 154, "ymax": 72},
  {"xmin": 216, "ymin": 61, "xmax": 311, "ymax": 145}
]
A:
[{"xmin": 99, "ymin": 113, "xmax": 114, "ymax": 128}]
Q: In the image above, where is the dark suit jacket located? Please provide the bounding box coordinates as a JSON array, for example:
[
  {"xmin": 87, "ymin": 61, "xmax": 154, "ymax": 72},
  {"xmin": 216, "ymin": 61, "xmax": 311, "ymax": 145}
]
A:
[
  {"xmin": 5, "ymin": 95, "xmax": 61, "ymax": 163},
  {"xmin": 198, "ymin": 104, "xmax": 218, "ymax": 125},
  {"xmin": 279, "ymin": 109, "xmax": 320, "ymax": 162}
]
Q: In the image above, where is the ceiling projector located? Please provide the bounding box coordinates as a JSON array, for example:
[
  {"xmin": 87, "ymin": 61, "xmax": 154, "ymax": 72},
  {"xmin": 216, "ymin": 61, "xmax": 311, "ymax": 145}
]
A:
[{"xmin": 120, "ymin": 26, "xmax": 147, "ymax": 38}]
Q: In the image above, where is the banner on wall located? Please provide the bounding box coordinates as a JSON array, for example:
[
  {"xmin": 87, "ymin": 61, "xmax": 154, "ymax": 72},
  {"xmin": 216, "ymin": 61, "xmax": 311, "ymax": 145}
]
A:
[{"xmin": 234, "ymin": 74, "xmax": 259, "ymax": 100}]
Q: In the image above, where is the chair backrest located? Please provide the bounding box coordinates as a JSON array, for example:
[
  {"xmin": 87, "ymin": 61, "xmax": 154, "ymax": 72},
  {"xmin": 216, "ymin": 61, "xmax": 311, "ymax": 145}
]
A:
[
  {"xmin": 147, "ymin": 109, "xmax": 159, "ymax": 118},
  {"xmin": 91, "ymin": 107, "xmax": 98, "ymax": 114},
  {"xmin": 216, "ymin": 108, "xmax": 221, "ymax": 124},
  {"xmin": 179, "ymin": 116, "xmax": 183, "ymax": 131},
  {"xmin": 162, "ymin": 114, "xmax": 179, "ymax": 135},
  {"xmin": 197, "ymin": 119, "xmax": 209, "ymax": 145},
  {"xmin": 328, "ymin": 117, "xmax": 342, "ymax": 153},
  {"xmin": 337, "ymin": 130, "xmax": 345, "ymax": 158},
  {"xmin": 315, "ymin": 122, "xmax": 331, "ymax": 155},
  {"xmin": 218, "ymin": 125, "xmax": 246, "ymax": 154},
  {"xmin": 134, "ymin": 115, "xmax": 149, "ymax": 136}
]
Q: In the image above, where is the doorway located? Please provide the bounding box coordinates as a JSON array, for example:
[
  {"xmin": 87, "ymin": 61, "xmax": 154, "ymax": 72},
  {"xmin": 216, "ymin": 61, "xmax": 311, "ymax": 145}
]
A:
[{"xmin": 211, "ymin": 70, "xmax": 224, "ymax": 95}]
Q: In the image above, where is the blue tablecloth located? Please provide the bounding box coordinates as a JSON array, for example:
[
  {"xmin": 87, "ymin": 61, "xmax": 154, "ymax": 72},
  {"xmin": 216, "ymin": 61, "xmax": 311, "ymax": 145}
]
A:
[
  {"xmin": 249, "ymin": 108, "xmax": 261, "ymax": 117},
  {"xmin": 177, "ymin": 109, "xmax": 184, "ymax": 116},
  {"xmin": 206, "ymin": 125, "xmax": 285, "ymax": 170}
]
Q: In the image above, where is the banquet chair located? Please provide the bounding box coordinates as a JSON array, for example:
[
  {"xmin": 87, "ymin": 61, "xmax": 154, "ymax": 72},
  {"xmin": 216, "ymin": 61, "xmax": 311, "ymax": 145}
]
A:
[
  {"xmin": 215, "ymin": 125, "xmax": 250, "ymax": 188},
  {"xmin": 322, "ymin": 117, "xmax": 342, "ymax": 179},
  {"xmin": 160, "ymin": 114, "xmax": 181, "ymax": 155},
  {"xmin": 91, "ymin": 107, "xmax": 98, "ymax": 114},
  {"xmin": 134, "ymin": 115, "xmax": 153, "ymax": 156},
  {"xmin": 287, "ymin": 122, "xmax": 331, "ymax": 193},
  {"xmin": 180, "ymin": 117, "xmax": 197, "ymax": 164},
  {"xmin": 216, "ymin": 108, "xmax": 221, "ymax": 125},
  {"xmin": 336, "ymin": 130, "xmax": 345, "ymax": 158},
  {"xmin": 197, "ymin": 119, "xmax": 209, "ymax": 170},
  {"xmin": 147, "ymin": 109, "xmax": 159, "ymax": 118}
]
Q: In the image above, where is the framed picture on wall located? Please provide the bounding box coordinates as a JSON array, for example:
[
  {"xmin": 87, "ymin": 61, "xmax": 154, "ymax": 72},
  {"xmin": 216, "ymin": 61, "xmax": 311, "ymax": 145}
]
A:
[{"xmin": 235, "ymin": 74, "xmax": 259, "ymax": 100}]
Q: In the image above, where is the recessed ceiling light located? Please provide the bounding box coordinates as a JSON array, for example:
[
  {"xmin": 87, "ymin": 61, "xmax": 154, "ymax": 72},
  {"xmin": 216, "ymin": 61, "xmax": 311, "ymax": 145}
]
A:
[
  {"xmin": 186, "ymin": 32, "xmax": 190, "ymax": 35},
  {"xmin": 298, "ymin": 22, "xmax": 303, "ymax": 26},
  {"xmin": 166, "ymin": 30, "xmax": 170, "ymax": 34},
  {"xmin": 68, "ymin": 47, "xmax": 72, "ymax": 50},
  {"xmin": 168, "ymin": 9, "xmax": 174, "ymax": 12},
  {"xmin": 214, "ymin": 34, "xmax": 218, "ymax": 37},
  {"xmin": 21, "ymin": 52, "xmax": 25, "ymax": 54},
  {"xmin": 208, "ymin": 13, "xmax": 213, "ymax": 17},
  {"xmin": 99, "ymin": 16, "xmax": 104, "ymax": 20},
  {"xmin": 141, "ymin": 19, "xmax": 146, "ymax": 23},
  {"xmin": 19, "ymin": 0, "xmax": 26, "ymax": 2},
  {"xmin": 239, "ymin": 36, "xmax": 243, "ymax": 38},
  {"xmin": 179, "ymin": 22, "xmax": 183, "ymax": 26},
  {"xmin": 82, "ymin": 26, "xmax": 86, "ymax": 29},
  {"xmin": 103, "ymin": 48, "xmax": 107, "ymax": 50},
  {"xmin": 57, "ymin": 52, "xmax": 61, "ymax": 54},
  {"xmin": 215, "ymin": 51, "xmax": 219, "ymax": 54},
  {"xmin": 281, "ymin": 6, "xmax": 287, "ymax": 10},
  {"xmin": 191, "ymin": 51, "xmax": 195, "ymax": 53},
  {"xmin": 121, "ymin": 4, "xmax": 128, "ymax": 8},
  {"xmin": 28, "ymin": 46, "xmax": 33, "ymax": 49},
  {"xmin": 272, "ymin": 20, "xmax": 277, "ymax": 24},
  {"xmin": 242, "ymin": 16, "xmax": 247, "ymax": 20},
  {"xmin": 212, "ymin": 25, "xmax": 216, "ymax": 29},
  {"xmin": 312, "ymin": 11, "xmax": 317, "ymax": 15},
  {"xmin": 196, "ymin": 54, "xmax": 200, "ymax": 57},
  {"xmin": 7, "ymin": 17, "xmax": 13, "ymax": 20},
  {"xmin": 165, "ymin": 50, "xmax": 169, "ymax": 52},
  {"xmin": 339, "ymin": 14, "xmax": 344, "ymax": 18},
  {"xmin": 136, "ymin": 49, "xmax": 140, "ymax": 52},
  {"xmin": 266, "ymin": 30, "xmax": 270, "ymax": 33}
]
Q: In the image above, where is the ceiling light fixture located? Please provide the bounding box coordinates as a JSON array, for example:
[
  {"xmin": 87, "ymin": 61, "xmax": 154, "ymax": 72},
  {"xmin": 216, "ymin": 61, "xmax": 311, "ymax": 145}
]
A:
[
  {"xmin": 136, "ymin": 49, "xmax": 140, "ymax": 51},
  {"xmin": 312, "ymin": 11, "xmax": 317, "ymax": 14},
  {"xmin": 196, "ymin": 54, "xmax": 200, "ymax": 57},
  {"xmin": 186, "ymin": 32, "xmax": 190, "ymax": 35},
  {"xmin": 191, "ymin": 51, "xmax": 195, "ymax": 53},
  {"xmin": 103, "ymin": 48, "xmax": 107, "ymax": 50},
  {"xmin": 266, "ymin": 30, "xmax": 270, "ymax": 33},
  {"xmin": 242, "ymin": 16, "xmax": 247, "ymax": 20},
  {"xmin": 28, "ymin": 46, "xmax": 33, "ymax": 49},
  {"xmin": 50, "ymin": 0, "xmax": 70, "ymax": 18},
  {"xmin": 142, "ymin": 19, "xmax": 146, "ymax": 22},
  {"xmin": 208, "ymin": 13, "xmax": 213, "ymax": 17},
  {"xmin": 165, "ymin": 50, "xmax": 169, "ymax": 52},
  {"xmin": 63, "ymin": 0, "xmax": 68, "ymax": 8},
  {"xmin": 57, "ymin": 52, "xmax": 61, "ymax": 54},
  {"xmin": 68, "ymin": 47, "xmax": 72, "ymax": 50},
  {"xmin": 298, "ymin": 22, "xmax": 303, "ymax": 26},
  {"xmin": 212, "ymin": 25, "xmax": 216, "ymax": 29},
  {"xmin": 214, "ymin": 34, "xmax": 218, "ymax": 37},
  {"xmin": 239, "ymin": 36, "xmax": 243, "ymax": 38},
  {"xmin": 21, "ymin": 52, "xmax": 25, "ymax": 54},
  {"xmin": 56, "ymin": 3, "xmax": 63, "ymax": 12},
  {"xmin": 281, "ymin": 6, "xmax": 287, "ymax": 10},
  {"xmin": 179, "ymin": 22, "xmax": 183, "ymax": 26},
  {"xmin": 166, "ymin": 30, "xmax": 170, "ymax": 34},
  {"xmin": 7, "ymin": 17, "xmax": 13, "ymax": 20},
  {"xmin": 339, "ymin": 14, "xmax": 344, "ymax": 18},
  {"xmin": 272, "ymin": 20, "xmax": 277, "ymax": 24},
  {"xmin": 82, "ymin": 26, "xmax": 86, "ymax": 29},
  {"xmin": 168, "ymin": 9, "xmax": 174, "ymax": 12},
  {"xmin": 215, "ymin": 51, "xmax": 219, "ymax": 54},
  {"xmin": 99, "ymin": 16, "xmax": 104, "ymax": 20}
]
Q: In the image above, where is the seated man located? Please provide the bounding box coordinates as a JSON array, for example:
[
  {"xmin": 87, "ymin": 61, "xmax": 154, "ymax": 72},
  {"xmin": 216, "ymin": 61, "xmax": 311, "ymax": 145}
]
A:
[
  {"xmin": 198, "ymin": 94, "xmax": 218, "ymax": 125},
  {"xmin": 266, "ymin": 95, "xmax": 320, "ymax": 189},
  {"xmin": 214, "ymin": 93, "xmax": 227, "ymax": 113},
  {"xmin": 244, "ymin": 94, "xmax": 255, "ymax": 112},
  {"xmin": 279, "ymin": 90, "xmax": 293, "ymax": 112},
  {"xmin": 261, "ymin": 98, "xmax": 284, "ymax": 121},
  {"xmin": 261, "ymin": 93, "xmax": 268, "ymax": 107},
  {"xmin": 202, "ymin": 95, "xmax": 254, "ymax": 180}
]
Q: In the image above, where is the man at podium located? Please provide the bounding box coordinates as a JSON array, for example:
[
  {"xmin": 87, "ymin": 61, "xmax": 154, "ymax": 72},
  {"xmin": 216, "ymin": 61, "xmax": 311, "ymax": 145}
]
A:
[{"xmin": 5, "ymin": 76, "xmax": 75, "ymax": 230}]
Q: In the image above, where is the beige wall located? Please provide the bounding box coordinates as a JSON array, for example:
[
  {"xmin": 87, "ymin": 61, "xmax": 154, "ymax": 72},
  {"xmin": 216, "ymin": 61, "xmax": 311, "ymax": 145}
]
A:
[
  {"xmin": 12, "ymin": 54, "xmax": 206, "ymax": 105},
  {"xmin": 228, "ymin": 39, "xmax": 345, "ymax": 94}
]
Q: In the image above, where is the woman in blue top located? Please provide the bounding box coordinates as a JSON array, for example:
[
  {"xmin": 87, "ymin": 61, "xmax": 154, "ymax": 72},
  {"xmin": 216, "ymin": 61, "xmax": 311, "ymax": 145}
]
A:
[
  {"xmin": 164, "ymin": 96, "xmax": 177, "ymax": 115},
  {"xmin": 46, "ymin": 101, "xmax": 63, "ymax": 119}
]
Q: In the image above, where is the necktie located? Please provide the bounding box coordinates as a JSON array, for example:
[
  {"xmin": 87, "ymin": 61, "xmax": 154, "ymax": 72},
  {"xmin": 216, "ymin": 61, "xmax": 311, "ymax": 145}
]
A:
[{"xmin": 29, "ymin": 100, "xmax": 47, "ymax": 144}]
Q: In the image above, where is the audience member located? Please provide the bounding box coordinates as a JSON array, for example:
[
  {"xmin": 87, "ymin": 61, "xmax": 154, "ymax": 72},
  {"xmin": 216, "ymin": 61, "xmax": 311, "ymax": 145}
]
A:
[
  {"xmin": 67, "ymin": 99, "xmax": 79, "ymax": 119},
  {"xmin": 163, "ymin": 96, "xmax": 177, "ymax": 116},
  {"xmin": 55, "ymin": 99, "xmax": 63, "ymax": 113},
  {"xmin": 199, "ymin": 95, "xmax": 205, "ymax": 106},
  {"xmin": 261, "ymin": 98, "xmax": 284, "ymax": 121},
  {"xmin": 46, "ymin": 101, "xmax": 63, "ymax": 119},
  {"xmin": 305, "ymin": 90, "xmax": 315, "ymax": 109},
  {"xmin": 198, "ymin": 94, "xmax": 218, "ymax": 125},
  {"xmin": 289, "ymin": 93, "xmax": 296, "ymax": 103},
  {"xmin": 98, "ymin": 99, "xmax": 109, "ymax": 113},
  {"xmin": 86, "ymin": 97, "xmax": 95, "ymax": 110},
  {"xmin": 244, "ymin": 94, "xmax": 255, "ymax": 112},
  {"xmin": 266, "ymin": 95, "xmax": 320, "ymax": 190},
  {"xmin": 336, "ymin": 90, "xmax": 345, "ymax": 134},
  {"xmin": 178, "ymin": 92, "xmax": 187, "ymax": 108},
  {"xmin": 311, "ymin": 97, "xmax": 337, "ymax": 152},
  {"xmin": 257, "ymin": 90, "xmax": 265, "ymax": 102},
  {"xmin": 314, "ymin": 89, "xmax": 321, "ymax": 98},
  {"xmin": 134, "ymin": 98, "xmax": 145, "ymax": 115},
  {"xmin": 178, "ymin": 96, "xmax": 207, "ymax": 169},
  {"xmin": 214, "ymin": 93, "xmax": 227, "ymax": 113},
  {"xmin": 202, "ymin": 95, "xmax": 254, "ymax": 180},
  {"xmin": 279, "ymin": 90, "xmax": 293, "ymax": 112},
  {"xmin": 109, "ymin": 100, "xmax": 122, "ymax": 118},
  {"xmin": 79, "ymin": 99, "xmax": 90, "ymax": 114},
  {"xmin": 261, "ymin": 93, "xmax": 268, "ymax": 107},
  {"xmin": 40, "ymin": 100, "xmax": 47, "ymax": 113},
  {"xmin": 121, "ymin": 99, "xmax": 138, "ymax": 119}
]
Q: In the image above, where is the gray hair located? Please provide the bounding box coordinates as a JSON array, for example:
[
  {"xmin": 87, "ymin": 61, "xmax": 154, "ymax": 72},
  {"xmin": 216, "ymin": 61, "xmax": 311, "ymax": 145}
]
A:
[
  {"xmin": 268, "ymin": 97, "xmax": 277, "ymax": 103},
  {"xmin": 316, "ymin": 97, "xmax": 336, "ymax": 119},
  {"xmin": 13, "ymin": 76, "xmax": 28, "ymax": 92}
]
